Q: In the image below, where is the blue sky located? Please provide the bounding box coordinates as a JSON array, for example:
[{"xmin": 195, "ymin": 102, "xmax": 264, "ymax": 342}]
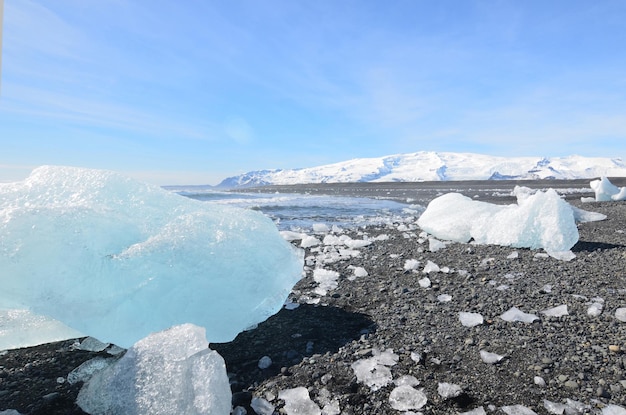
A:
[{"xmin": 1, "ymin": 0, "xmax": 625, "ymax": 185}]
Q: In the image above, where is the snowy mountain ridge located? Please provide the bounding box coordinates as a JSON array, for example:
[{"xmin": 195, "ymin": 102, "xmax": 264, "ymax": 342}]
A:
[{"xmin": 218, "ymin": 152, "xmax": 626, "ymax": 188}]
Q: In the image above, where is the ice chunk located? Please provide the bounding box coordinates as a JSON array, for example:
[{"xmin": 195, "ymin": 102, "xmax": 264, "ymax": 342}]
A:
[
  {"xmin": 541, "ymin": 305, "xmax": 568, "ymax": 317},
  {"xmin": 615, "ymin": 308, "xmax": 626, "ymax": 322},
  {"xmin": 507, "ymin": 251, "xmax": 519, "ymax": 259},
  {"xmin": 301, "ymin": 235, "xmax": 321, "ymax": 248},
  {"xmin": 587, "ymin": 298, "xmax": 604, "ymax": 317},
  {"xmin": 460, "ymin": 407, "xmax": 487, "ymax": 415},
  {"xmin": 0, "ymin": 166, "xmax": 303, "ymax": 347},
  {"xmin": 395, "ymin": 375, "xmax": 420, "ymax": 387},
  {"xmin": 590, "ymin": 177, "xmax": 626, "ymax": 201},
  {"xmin": 388, "ymin": 385, "xmax": 427, "ymax": 411},
  {"xmin": 480, "ymin": 350, "xmax": 504, "ymax": 364},
  {"xmin": 67, "ymin": 356, "xmax": 117, "ymax": 385},
  {"xmin": 603, "ymin": 405, "xmax": 626, "ymax": 415},
  {"xmin": 348, "ymin": 265, "xmax": 368, "ymax": 280},
  {"xmin": 418, "ymin": 277, "xmax": 431, "ymax": 288},
  {"xmin": 422, "ymin": 260, "xmax": 440, "ymax": 273},
  {"xmin": 459, "ymin": 312, "xmax": 484, "ymax": 327},
  {"xmin": 437, "ymin": 294, "xmax": 452, "ymax": 302},
  {"xmin": 251, "ymin": 397, "xmax": 275, "ymax": 415},
  {"xmin": 313, "ymin": 268, "xmax": 340, "ymax": 296},
  {"xmin": 543, "ymin": 400, "xmax": 566, "ymax": 414},
  {"xmin": 351, "ymin": 348, "xmax": 398, "ymax": 391},
  {"xmin": 437, "ymin": 382, "xmax": 462, "ymax": 399},
  {"xmin": 75, "ymin": 337, "xmax": 110, "ymax": 352},
  {"xmin": 258, "ymin": 356, "xmax": 272, "ymax": 369},
  {"xmin": 312, "ymin": 223, "xmax": 331, "ymax": 233},
  {"xmin": 501, "ymin": 405, "xmax": 538, "ymax": 415},
  {"xmin": 0, "ymin": 308, "xmax": 83, "ymax": 350},
  {"xmin": 77, "ymin": 324, "xmax": 231, "ymax": 415},
  {"xmin": 278, "ymin": 387, "xmax": 321, "ymax": 415},
  {"xmin": 500, "ymin": 307, "xmax": 539, "ymax": 323},
  {"xmin": 417, "ymin": 190, "xmax": 592, "ymax": 257},
  {"xmin": 404, "ymin": 259, "xmax": 421, "ymax": 271},
  {"xmin": 428, "ymin": 237, "xmax": 447, "ymax": 252}
]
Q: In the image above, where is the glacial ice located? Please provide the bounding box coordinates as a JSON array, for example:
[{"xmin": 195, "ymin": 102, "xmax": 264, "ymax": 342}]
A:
[
  {"xmin": 417, "ymin": 188, "xmax": 603, "ymax": 258},
  {"xmin": 437, "ymin": 382, "xmax": 463, "ymax": 399},
  {"xmin": 480, "ymin": 350, "xmax": 505, "ymax": 364},
  {"xmin": 0, "ymin": 166, "xmax": 303, "ymax": 348},
  {"xmin": 590, "ymin": 177, "xmax": 626, "ymax": 201},
  {"xmin": 500, "ymin": 307, "xmax": 539, "ymax": 323},
  {"xmin": 351, "ymin": 348, "xmax": 398, "ymax": 391},
  {"xmin": 77, "ymin": 324, "xmax": 231, "ymax": 415},
  {"xmin": 278, "ymin": 387, "xmax": 321, "ymax": 415},
  {"xmin": 501, "ymin": 405, "xmax": 538, "ymax": 415},
  {"xmin": 541, "ymin": 305, "xmax": 569, "ymax": 317},
  {"xmin": 459, "ymin": 312, "xmax": 484, "ymax": 327},
  {"xmin": 388, "ymin": 385, "xmax": 427, "ymax": 411}
]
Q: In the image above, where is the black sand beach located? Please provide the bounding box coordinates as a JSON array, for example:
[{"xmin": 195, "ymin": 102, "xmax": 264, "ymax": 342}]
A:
[{"xmin": 1, "ymin": 181, "xmax": 626, "ymax": 414}]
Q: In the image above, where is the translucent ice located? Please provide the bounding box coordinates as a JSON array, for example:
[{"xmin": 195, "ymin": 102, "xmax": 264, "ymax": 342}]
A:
[
  {"xmin": 77, "ymin": 324, "xmax": 231, "ymax": 415},
  {"xmin": 351, "ymin": 348, "xmax": 398, "ymax": 391},
  {"xmin": 603, "ymin": 405, "xmax": 626, "ymax": 415},
  {"xmin": 437, "ymin": 382, "xmax": 462, "ymax": 399},
  {"xmin": 417, "ymin": 189, "xmax": 601, "ymax": 257},
  {"xmin": 0, "ymin": 309, "xmax": 83, "ymax": 350},
  {"xmin": 459, "ymin": 312, "xmax": 484, "ymax": 327},
  {"xmin": 278, "ymin": 387, "xmax": 321, "ymax": 415},
  {"xmin": 388, "ymin": 385, "xmax": 427, "ymax": 411},
  {"xmin": 313, "ymin": 268, "xmax": 340, "ymax": 295},
  {"xmin": 480, "ymin": 350, "xmax": 504, "ymax": 364},
  {"xmin": 501, "ymin": 307, "xmax": 539, "ymax": 323},
  {"xmin": 0, "ymin": 166, "xmax": 303, "ymax": 347},
  {"xmin": 590, "ymin": 177, "xmax": 626, "ymax": 201},
  {"xmin": 541, "ymin": 305, "xmax": 569, "ymax": 317},
  {"xmin": 422, "ymin": 260, "xmax": 441, "ymax": 273},
  {"xmin": 615, "ymin": 308, "xmax": 626, "ymax": 322},
  {"xmin": 251, "ymin": 397, "xmax": 276, "ymax": 415},
  {"xmin": 501, "ymin": 405, "xmax": 538, "ymax": 415}
]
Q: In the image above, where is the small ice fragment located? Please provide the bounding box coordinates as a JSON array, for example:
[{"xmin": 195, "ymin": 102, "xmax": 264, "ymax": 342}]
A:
[
  {"xmin": 251, "ymin": 396, "xmax": 275, "ymax": 415},
  {"xmin": 534, "ymin": 253, "xmax": 550, "ymax": 259},
  {"xmin": 410, "ymin": 351, "xmax": 422, "ymax": 363},
  {"xmin": 351, "ymin": 349, "xmax": 398, "ymax": 391},
  {"xmin": 278, "ymin": 387, "xmax": 321, "ymax": 415},
  {"xmin": 313, "ymin": 268, "xmax": 340, "ymax": 296},
  {"xmin": 501, "ymin": 404, "xmax": 538, "ymax": 415},
  {"xmin": 437, "ymin": 382, "xmax": 462, "ymax": 399},
  {"xmin": 615, "ymin": 308, "xmax": 626, "ymax": 322},
  {"xmin": 459, "ymin": 312, "xmax": 484, "ymax": 327},
  {"xmin": 76, "ymin": 337, "xmax": 110, "ymax": 352},
  {"xmin": 418, "ymin": 277, "xmax": 431, "ymax": 288},
  {"xmin": 500, "ymin": 307, "xmax": 539, "ymax": 323},
  {"xmin": 587, "ymin": 298, "xmax": 604, "ymax": 317},
  {"xmin": 565, "ymin": 399, "xmax": 588, "ymax": 413},
  {"xmin": 350, "ymin": 266, "xmax": 368, "ymax": 278},
  {"xmin": 543, "ymin": 400, "xmax": 566, "ymax": 414},
  {"xmin": 404, "ymin": 259, "xmax": 421, "ymax": 271},
  {"xmin": 480, "ymin": 350, "xmax": 504, "ymax": 364},
  {"xmin": 301, "ymin": 235, "xmax": 321, "ymax": 248},
  {"xmin": 428, "ymin": 238, "xmax": 447, "ymax": 252},
  {"xmin": 534, "ymin": 376, "xmax": 546, "ymax": 387},
  {"xmin": 541, "ymin": 305, "xmax": 568, "ymax": 317},
  {"xmin": 422, "ymin": 260, "xmax": 440, "ymax": 273},
  {"xmin": 542, "ymin": 284, "xmax": 552, "ymax": 293},
  {"xmin": 388, "ymin": 385, "xmax": 427, "ymax": 411},
  {"xmin": 344, "ymin": 238, "xmax": 372, "ymax": 249},
  {"xmin": 460, "ymin": 407, "xmax": 487, "ymax": 415},
  {"xmin": 312, "ymin": 223, "xmax": 330, "ymax": 233},
  {"xmin": 548, "ymin": 250, "xmax": 576, "ymax": 261},
  {"xmin": 67, "ymin": 357, "xmax": 116, "ymax": 385},
  {"xmin": 437, "ymin": 294, "xmax": 452, "ymax": 302},
  {"xmin": 507, "ymin": 251, "xmax": 519, "ymax": 259},
  {"xmin": 395, "ymin": 375, "xmax": 420, "ymax": 387},
  {"xmin": 603, "ymin": 405, "xmax": 626, "ymax": 415},
  {"xmin": 258, "ymin": 356, "xmax": 272, "ymax": 369}
]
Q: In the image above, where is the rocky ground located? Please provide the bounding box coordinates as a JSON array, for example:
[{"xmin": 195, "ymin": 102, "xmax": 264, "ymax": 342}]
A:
[{"xmin": 1, "ymin": 199, "xmax": 626, "ymax": 414}]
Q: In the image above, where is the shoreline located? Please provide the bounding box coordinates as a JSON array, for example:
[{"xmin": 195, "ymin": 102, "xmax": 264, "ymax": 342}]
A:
[{"xmin": 1, "ymin": 200, "xmax": 626, "ymax": 414}]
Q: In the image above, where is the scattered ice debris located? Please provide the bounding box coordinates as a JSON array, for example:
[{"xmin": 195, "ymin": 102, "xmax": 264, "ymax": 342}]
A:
[
  {"xmin": 534, "ymin": 376, "xmax": 546, "ymax": 387},
  {"xmin": 418, "ymin": 277, "xmax": 431, "ymax": 288},
  {"xmin": 0, "ymin": 166, "xmax": 304, "ymax": 348},
  {"xmin": 437, "ymin": 294, "xmax": 452, "ymax": 302},
  {"xmin": 507, "ymin": 251, "xmax": 519, "ymax": 259},
  {"xmin": 428, "ymin": 237, "xmax": 447, "ymax": 252},
  {"xmin": 395, "ymin": 375, "xmax": 420, "ymax": 387},
  {"xmin": 437, "ymin": 382, "xmax": 463, "ymax": 399},
  {"xmin": 417, "ymin": 189, "xmax": 603, "ymax": 259},
  {"xmin": 501, "ymin": 404, "xmax": 538, "ymax": 415},
  {"xmin": 500, "ymin": 307, "xmax": 539, "ymax": 323},
  {"xmin": 77, "ymin": 324, "xmax": 231, "ymax": 415},
  {"xmin": 279, "ymin": 387, "xmax": 321, "ymax": 415},
  {"xmin": 251, "ymin": 397, "xmax": 275, "ymax": 415},
  {"xmin": 347, "ymin": 265, "xmax": 368, "ymax": 281},
  {"xmin": 351, "ymin": 348, "xmax": 398, "ymax": 391},
  {"xmin": 313, "ymin": 268, "xmax": 340, "ymax": 296},
  {"xmin": 422, "ymin": 260, "xmax": 441, "ymax": 273},
  {"xmin": 301, "ymin": 235, "xmax": 322, "ymax": 248},
  {"xmin": 404, "ymin": 259, "xmax": 421, "ymax": 271},
  {"xmin": 543, "ymin": 400, "xmax": 566, "ymax": 414},
  {"xmin": 542, "ymin": 284, "xmax": 553, "ymax": 293},
  {"xmin": 480, "ymin": 350, "xmax": 504, "ymax": 364},
  {"xmin": 603, "ymin": 405, "xmax": 626, "ymax": 415},
  {"xmin": 587, "ymin": 298, "xmax": 605, "ymax": 317},
  {"xmin": 388, "ymin": 385, "xmax": 427, "ymax": 411},
  {"xmin": 590, "ymin": 177, "xmax": 626, "ymax": 201},
  {"xmin": 258, "ymin": 356, "xmax": 272, "ymax": 369},
  {"xmin": 615, "ymin": 308, "xmax": 626, "ymax": 322},
  {"xmin": 312, "ymin": 223, "xmax": 331, "ymax": 233},
  {"xmin": 460, "ymin": 407, "xmax": 487, "ymax": 415},
  {"xmin": 541, "ymin": 304, "xmax": 569, "ymax": 317},
  {"xmin": 459, "ymin": 312, "xmax": 484, "ymax": 327}
]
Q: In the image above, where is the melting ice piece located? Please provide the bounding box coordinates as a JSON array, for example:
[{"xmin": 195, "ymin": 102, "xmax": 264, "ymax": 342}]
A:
[
  {"xmin": 543, "ymin": 400, "xmax": 566, "ymax": 415},
  {"xmin": 251, "ymin": 397, "xmax": 275, "ymax": 415},
  {"xmin": 459, "ymin": 312, "xmax": 484, "ymax": 327},
  {"xmin": 388, "ymin": 385, "xmax": 427, "ymax": 411},
  {"xmin": 587, "ymin": 298, "xmax": 604, "ymax": 317},
  {"xmin": 0, "ymin": 309, "xmax": 83, "ymax": 350},
  {"xmin": 416, "ymin": 190, "xmax": 601, "ymax": 258},
  {"xmin": 590, "ymin": 177, "xmax": 626, "ymax": 201},
  {"xmin": 422, "ymin": 260, "xmax": 441, "ymax": 273},
  {"xmin": 437, "ymin": 382, "xmax": 463, "ymax": 399},
  {"xmin": 404, "ymin": 259, "xmax": 421, "ymax": 271},
  {"xmin": 313, "ymin": 268, "xmax": 340, "ymax": 296},
  {"xmin": 77, "ymin": 324, "xmax": 231, "ymax": 415},
  {"xmin": 460, "ymin": 407, "xmax": 487, "ymax": 415},
  {"xmin": 541, "ymin": 305, "xmax": 568, "ymax": 317},
  {"xmin": 437, "ymin": 294, "xmax": 452, "ymax": 302},
  {"xmin": 480, "ymin": 350, "xmax": 504, "ymax": 364},
  {"xmin": 501, "ymin": 405, "xmax": 538, "ymax": 415},
  {"xmin": 615, "ymin": 308, "xmax": 626, "ymax": 322},
  {"xmin": 278, "ymin": 387, "xmax": 321, "ymax": 415},
  {"xmin": 0, "ymin": 166, "xmax": 303, "ymax": 347},
  {"xmin": 418, "ymin": 277, "xmax": 431, "ymax": 288},
  {"xmin": 500, "ymin": 307, "xmax": 539, "ymax": 323},
  {"xmin": 351, "ymin": 348, "xmax": 398, "ymax": 391},
  {"xmin": 603, "ymin": 405, "xmax": 626, "ymax": 415}
]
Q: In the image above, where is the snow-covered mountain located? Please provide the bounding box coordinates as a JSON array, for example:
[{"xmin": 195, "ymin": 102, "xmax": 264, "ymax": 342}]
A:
[{"xmin": 217, "ymin": 152, "xmax": 626, "ymax": 188}]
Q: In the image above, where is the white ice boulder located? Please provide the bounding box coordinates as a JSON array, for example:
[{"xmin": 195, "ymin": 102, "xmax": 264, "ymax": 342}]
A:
[
  {"xmin": 416, "ymin": 189, "xmax": 591, "ymax": 257},
  {"xmin": 77, "ymin": 324, "xmax": 231, "ymax": 415},
  {"xmin": 590, "ymin": 176, "xmax": 626, "ymax": 201},
  {"xmin": 0, "ymin": 166, "xmax": 304, "ymax": 347}
]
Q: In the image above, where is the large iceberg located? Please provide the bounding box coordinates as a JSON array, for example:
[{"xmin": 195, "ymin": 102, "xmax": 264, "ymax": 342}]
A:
[
  {"xmin": 0, "ymin": 166, "xmax": 303, "ymax": 347},
  {"xmin": 416, "ymin": 188, "xmax": 601, "ymax": 258}
]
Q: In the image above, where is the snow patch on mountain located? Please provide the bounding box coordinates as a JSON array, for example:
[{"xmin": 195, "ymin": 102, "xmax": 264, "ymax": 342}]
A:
[{"xmin": 218, "ymin": 152, "xmax": 626, "ymax": 188}]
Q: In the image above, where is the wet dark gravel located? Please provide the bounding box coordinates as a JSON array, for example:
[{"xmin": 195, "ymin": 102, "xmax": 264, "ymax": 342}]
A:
[{"xmin": 1, "ymin": 198, "xmax": 626, "ymax": 414}]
